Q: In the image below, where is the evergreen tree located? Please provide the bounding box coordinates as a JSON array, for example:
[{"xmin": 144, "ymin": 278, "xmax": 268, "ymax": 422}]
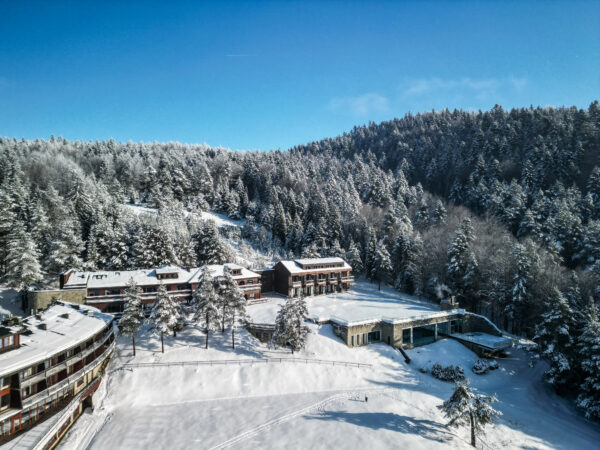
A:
[
  {"xmin": 533, "ymin": 288, "xmax": 576, "ymax": 389},
  {"xmin": 194, "ymin": 220, "xmax": 229, "ymax": 265},
  {"xmin": 4, "ymin": 223, "xmax": 43, "ymax": 290},
  {"xmin": 46, "ymin": 218, "xmax": 85, "ymax": 274},
  {"xmin": 136, "ymin": 222, "xmax": 176, "ymax": 267},
  {"xmin": 505, "ymin": 242, "xmax": 536, "ymax": 334},
  {"xmin": 345, "ymin": 239, "xmax": 363, "ymax": 274},
  {"xmin": 272, "ymin": 293, "xmax": 310, "ymax": 354},
  {"xmin": 368, "ymin": 239, "xmax": 392, "ymax": 291},
  {"xmin": 439, "ymin": 380, "xmax": 501, "ymax": 447},
  {"xmin": 118, "ymin": 278, "xmax": 144, "ymax": 356},
  {"xmin": 576, "ymin": 302, "xmax": 600, "ymax": 420},
  {"xmin": 149, "ymin": 283, "xmax": 179, "ymax": 353},
  {"xmin": 446, "ymin": 218, "xmax": 478, "ymax": 306},
  {"xmin": 192, "ymin": 267, "xmax": 221, "ymax": 349}
]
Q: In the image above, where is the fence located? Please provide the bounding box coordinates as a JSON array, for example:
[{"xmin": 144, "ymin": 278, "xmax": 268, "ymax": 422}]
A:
[{"xmin": 115, "ymin": 357, "xmax": 372, "ymax": 370}]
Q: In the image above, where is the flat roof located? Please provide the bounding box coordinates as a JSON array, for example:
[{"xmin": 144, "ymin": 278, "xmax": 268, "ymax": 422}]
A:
[
  {"xmin": 295, "ymin": 257, "xmax": 346, "ymax": 266},
  {"xmin": 451, "ymin": 332, "xmax": 512, "ymax": 350},
  {"xmin": 0, "ymin": 303, "xmax": 112, "ymax": 378},
  {"xmin": 247, "ymin": 280, "xmax": 447, "ymax": 326},
  {"xmin": 278, "ymin": 259, "xmax": 352, "ymax": 274}
]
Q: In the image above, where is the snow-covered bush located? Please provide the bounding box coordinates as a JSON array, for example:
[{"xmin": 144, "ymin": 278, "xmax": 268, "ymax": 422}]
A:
[
  {"xmin": 472, "ymin": 359, "xmax": 499, "ymax": 375},
  {"xmin": 431, "ymin": 363, "xmax": 465, "ymax": 382}
]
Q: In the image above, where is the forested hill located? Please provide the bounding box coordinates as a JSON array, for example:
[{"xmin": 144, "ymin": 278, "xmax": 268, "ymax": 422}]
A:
[
  {"xmin": 1, "ymin": 103, "xmax": 600, "ymax": 420},
  {"xmin": 294, "ymin": 103, "xmax": 600, "ymax": 197},
  {"xmin": 294, "ymin": 102, "xmax": 600, "ymax": 266}
]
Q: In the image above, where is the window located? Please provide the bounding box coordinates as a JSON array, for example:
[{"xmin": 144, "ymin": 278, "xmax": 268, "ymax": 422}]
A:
[
  {"xmin": 0, "ymin": 394, "xmax": 9, "ymax": 412},
  {"xmin": 0, "ymin": 377, "xmax": 9, "ymax": 390},
  {"xmin": 367, "ymin": 331, "xmax": 380, "ymax": 343},
  {"xmin": 20, "ymin": 367, "xmax": 33, "ymax": 379},
  {"xmin": 351, "ymin": 335, "xmax": 354, "ymax": 346}
]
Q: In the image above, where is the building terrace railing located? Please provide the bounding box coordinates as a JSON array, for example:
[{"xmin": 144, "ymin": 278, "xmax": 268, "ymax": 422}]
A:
[
  {"xmin": 115, "ymin": 356, "xmax": 372, "ymax": 371},
  {"xmin": 239, "ymin": 283, "xmax": 261, "ymax": 290},
  {"xmin": 340, "ymin": 276, "xmax": 354, "ymax": 283}
]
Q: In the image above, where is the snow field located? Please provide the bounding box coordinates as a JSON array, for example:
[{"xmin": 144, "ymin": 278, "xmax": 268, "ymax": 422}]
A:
[{"xmin": 58, "ymin": 318, "xmax": 600, "ymax": 450}]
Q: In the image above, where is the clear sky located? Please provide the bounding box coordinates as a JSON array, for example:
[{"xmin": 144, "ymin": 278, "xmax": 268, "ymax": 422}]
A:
[{"xmin": 1, "ymin": 1, "xmax": 598, "ymax": 151}]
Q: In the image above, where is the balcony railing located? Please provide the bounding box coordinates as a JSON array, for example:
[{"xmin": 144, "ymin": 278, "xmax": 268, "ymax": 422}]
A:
[
  {"xmin": 328, "ymin": 278, "xmax": 338, "ymax": 284},
  {"xmin": 304, "ymin": 280, "xmax": 315, "ymax": 286},
  {"xmin": 239, "ymin": 283, "xmax": 261, "ymax": 290},
  {"xmin": 291, "ymin": 281, "xmax": 302, "ymax": 287},
  {"xmin": 86, "ymin": 289, "xmax": 192, "ymax": 302},
  {"xmin": 20, "ymin": 329, "xmax": 114, "ymax": 389},
  {"xmin": 317, "ymin": 279, "xmax": 327, "ymax": 285},
  {"xmin": 21, "ymin": 340, "xmax": 115, "ymax": 409},
  {"xmin": 340, "ymin": 276, "xmax": 355, "ymax": 283}
]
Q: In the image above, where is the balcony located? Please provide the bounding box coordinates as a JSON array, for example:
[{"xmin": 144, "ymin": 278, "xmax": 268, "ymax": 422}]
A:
[
  {"xmin": 20, "ymin": 329, "xmax": 114, "ymax": 389},
  {"xmin": 304, "ymin": 279, "xmax": 315, "ymax": 286},
  {"xmin": 21, "ymin": 340, "xmax": 115, "ymax": 409},
  {"xmin": 328, "ymin": 278, "xmax": 338, "ymax": 285},
  {"xmin": 239, "ymin": 283, "xmax": 261, "ymax": 291},
  {"xmin": 340, "ymin": 276, "xmax": 355, "ymax": 283},
  {"xmin": 291, "ymin": 281, "xmax": 302, "ymax": 288}
]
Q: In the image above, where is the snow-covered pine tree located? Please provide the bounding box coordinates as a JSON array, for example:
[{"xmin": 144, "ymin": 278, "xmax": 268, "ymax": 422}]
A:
[
  {"xmin": 345, "ymin": 239, "xmax": 363, "ymax": 274},
  {"xmin": 533, "ymin": 288, "xmax": 576, "ymax": 389},
  {"xmin": 505, "ymin": 241, "xmax": 537, "ymax": 334},
  {"xmin": 576, "ymin": 301, "xmax": 600, "ymax": 421},
  {"xmin": 118, "ymin": 278, "xmax": 144, "ymax": 356},
  {"xmin": 46, "ymin": 218, "xmax": 85, "ymax": 274},
  {"xmin": 149, "ymin": 283, "xmax": 179, "ymax": 353},
  {"xmin": 4, "ymin": 223, "xmax": 43, "ymax": 290},
  {"xmin": 369, "ymin": 239, "xmax": 392, "ymax": 291},
  {"xmin": 192, "ymin": 267, "xmax": 221, "ymax": 349},
  {"xmin": 194, "ymin": 220, "xmax": 230, "ymax": 265},
  {"xmin": 136, "ymin": 222, "xmax": 176, "ymax": 267},
  {"xmin": 446, "ymin": 217, "xmax": 478, "ymax": 306},
  {"xmin": 439, "ymin": 380, "xmax": 501, "ymax": 447},
  {"xmin": 272, "ymin": 293, "xmax": 310, "ymax": 354},
  {"xmin": 215, "ymin": 267, "xmax": 247, "ymax": 348}
]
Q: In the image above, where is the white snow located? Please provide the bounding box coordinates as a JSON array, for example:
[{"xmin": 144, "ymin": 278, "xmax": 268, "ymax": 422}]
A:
[
  {"xmin": 278, "ymin": 259, "xmax": 352, "ymax": 274},
  {"xmin": 248, "ymin": 279, "xmax": 442, "ymax": 325},
  {"xmin": 451, "ymin": 332, "xmax": 512, "ymax": 350},
  {"xmin": 57, "ymin": 318, "xmax": 600, "ymax": 450},
  {"xmin": 124, "ymin": 203, "xmax": 244, "ymax": 228},
  {"xmin": 0, "ymin": 303, "xmax": 112, "ymax": 378}
]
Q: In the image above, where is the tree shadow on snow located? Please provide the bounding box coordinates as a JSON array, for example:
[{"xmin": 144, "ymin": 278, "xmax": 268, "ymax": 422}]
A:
[{"xmin": 307, "ymin": 411, "xmax": 447, "ymax": 443}]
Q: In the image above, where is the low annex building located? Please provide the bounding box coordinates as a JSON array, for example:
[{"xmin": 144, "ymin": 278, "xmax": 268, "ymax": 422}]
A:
[{"xmin": 0, "ymin": 303, "xmax": 115, "ymax": 447}]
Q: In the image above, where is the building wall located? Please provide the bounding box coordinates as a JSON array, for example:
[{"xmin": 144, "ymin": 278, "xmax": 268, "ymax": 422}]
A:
[
  {"xmin": 461, "ymin": 313, "xmax": 502, "ymax": 336},
  {"xmin": 272, "ymin": 263, "xmax": 292, "ymax": 296},
  {"xmin": 255, "ymin": 269, "xmax": 275, "ymax": 292},
  {"xmin": 26, "ymin": 289, "xmax": 87, "ymax": 314}
]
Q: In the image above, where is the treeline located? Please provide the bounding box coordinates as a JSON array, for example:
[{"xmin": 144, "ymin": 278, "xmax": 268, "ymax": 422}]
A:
[{"xmin": 0, "ymin": 102, "xmax": 598, "ymax": 418}]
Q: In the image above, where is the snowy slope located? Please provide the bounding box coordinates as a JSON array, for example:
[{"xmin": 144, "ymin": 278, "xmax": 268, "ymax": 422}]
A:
[
  {"xmin": 58, "ymin": 319, "xmax": 600, "ymax": 450},
  {"xmin": 124, "ymin": 203, "xmax": 244, "ymax": 228}
]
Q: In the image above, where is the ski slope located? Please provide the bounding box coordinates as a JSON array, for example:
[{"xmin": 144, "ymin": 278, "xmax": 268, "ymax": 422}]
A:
[{"xmin": 58, "ymin": 318, "xmax": 600, "ymax": 449}]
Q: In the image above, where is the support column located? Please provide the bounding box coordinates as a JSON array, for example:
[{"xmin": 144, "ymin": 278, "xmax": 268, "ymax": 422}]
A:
[
  {"xmin": 410, "ymin": 327, "xmax": 413, "ymax": 345},
  {"xmin": 434, "ymin": 323, "xmax": 438, "ymax": 340}
]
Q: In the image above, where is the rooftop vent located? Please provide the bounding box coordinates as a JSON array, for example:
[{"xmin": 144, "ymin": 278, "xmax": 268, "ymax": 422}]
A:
[
  {"xmin": 35, "ymin": 314, "xmax": 42, "ymax": 320},
  {"xmin": 38, "ymin": 323, "xmax": 48, "ymax": 330},
  {"xmin": 60, "ymin": 313, "xmax": 70, "ymax": 319}
]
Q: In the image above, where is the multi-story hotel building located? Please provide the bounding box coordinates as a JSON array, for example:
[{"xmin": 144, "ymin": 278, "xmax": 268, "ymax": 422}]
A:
[
  {"xmin": 46, "ymin": 264, "xmax": 263, "ymax": 314},
  {"xmin": 0, "ymin": 303, "xmax": 114, "ymax": 447},
  {"xmin": 265, "ymin": 257, "xmax": 354, "ymax": 297}
]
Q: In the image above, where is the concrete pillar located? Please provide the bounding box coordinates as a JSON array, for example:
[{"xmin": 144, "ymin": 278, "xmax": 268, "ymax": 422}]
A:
[
  {"xmin": 434, "ymin": 323, "xmax": 438, "ymax": 340},
  {"xmin": 410, "ymin": 327, "xmax": 413, "ymax": 345}
]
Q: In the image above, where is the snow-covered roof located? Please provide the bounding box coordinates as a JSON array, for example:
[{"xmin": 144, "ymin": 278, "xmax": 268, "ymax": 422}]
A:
[
  {"xmin": 295, "ymin": 257, "xmax": 346, "ymax": 266},
  {"xmin": 451, "ymin": 332, "xmax": 512, "ymax": 350},
  {"xmin": 0, "ymin": 303, "xmax": 113, "ymax": 378},
  {"xmin": 277, "ymin": 259, "xmax": 352, "ymax": 274},
  {"xmin": 155, "ymin": 265, "xmax": 182, "ymax": 275},
  {"xmin": 189, "ymin": 264, "xmax": 261, "ymax": 283}
]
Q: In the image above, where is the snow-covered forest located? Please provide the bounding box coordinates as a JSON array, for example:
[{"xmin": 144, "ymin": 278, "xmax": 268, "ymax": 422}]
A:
[{"xmin": 1, "ymin": 102, "xmax": 600, "ymax": 419}]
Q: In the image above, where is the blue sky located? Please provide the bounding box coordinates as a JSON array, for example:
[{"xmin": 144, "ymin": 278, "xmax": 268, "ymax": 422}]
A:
[{"xmin": 1, "ymin": 1, "xmax": 598, "ymax": 150}]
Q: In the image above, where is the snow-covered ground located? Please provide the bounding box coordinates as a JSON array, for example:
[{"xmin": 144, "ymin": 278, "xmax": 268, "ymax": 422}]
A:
[
  {"xmin": 124, "ymin": 203, "xmax": 244, "ymax": 228},
  {"xmin": 0, "ymin": 286, "xmax": 23, "ymax": 318},
  {"xmin": 58, "ymin": 315, "xmax": 600, "ymax": 450},
  {"xmin": 248, "ymin": 279, "xmax": 440, "ymax": 324}
]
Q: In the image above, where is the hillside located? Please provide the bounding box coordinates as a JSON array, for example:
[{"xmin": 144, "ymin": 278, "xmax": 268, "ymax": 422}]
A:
[{"xmin": 1, "ymin": 103, "xmax": 600, "ymax": 418}]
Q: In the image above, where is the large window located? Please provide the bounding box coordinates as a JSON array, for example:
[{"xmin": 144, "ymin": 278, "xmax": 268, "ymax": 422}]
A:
[
  {"xmin": 367, "ymin": 331, "xmax": 381, "ymax": 343},
  {"xmin": 0, "ymin": 394, "xmax": 9, "ymax": 412}
]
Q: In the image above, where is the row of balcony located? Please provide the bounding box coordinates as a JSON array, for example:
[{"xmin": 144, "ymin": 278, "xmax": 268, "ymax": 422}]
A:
[
  {"xmin": 20, "ymin": 328, "xmax": 114, "ymax": 388},
  {"xmin": 292, "ymin": 276, "xmax": 354, "ymax": 288},
  {"xmin": 21, "ymin": 340, "xmax": 115, "ymax": 409}
]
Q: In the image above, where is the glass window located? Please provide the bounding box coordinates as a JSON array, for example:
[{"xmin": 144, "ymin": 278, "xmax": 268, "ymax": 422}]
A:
[{"xmin": 0, "ymin": 394, "xmax": 9, "ymax": 411}]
